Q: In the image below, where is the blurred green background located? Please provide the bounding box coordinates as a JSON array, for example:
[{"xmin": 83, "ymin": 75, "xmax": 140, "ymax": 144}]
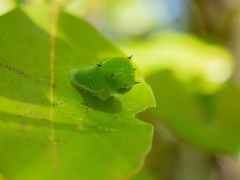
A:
[{"xmin": 1, "ymin": 0, "xmax": 240, "ymax": 179}]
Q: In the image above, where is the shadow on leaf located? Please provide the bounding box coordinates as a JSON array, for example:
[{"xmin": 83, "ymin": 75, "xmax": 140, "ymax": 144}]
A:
[{"xmin": 72, "ymin": 84, "xmax": 123, "ymax": 114}]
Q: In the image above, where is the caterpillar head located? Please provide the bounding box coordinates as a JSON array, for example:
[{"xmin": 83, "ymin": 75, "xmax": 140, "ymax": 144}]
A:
[{"xmin": 100, "ymin": 56, "xmax": 136, "ymax": 94}]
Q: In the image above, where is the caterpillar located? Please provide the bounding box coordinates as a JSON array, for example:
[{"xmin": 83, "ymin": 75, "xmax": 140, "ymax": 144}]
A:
[{"xmin": 70, "ymin": 56, "xmax": 138, "ymax": 100}]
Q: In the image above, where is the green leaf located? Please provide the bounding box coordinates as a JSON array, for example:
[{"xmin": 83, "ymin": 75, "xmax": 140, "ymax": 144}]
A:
[
  {"xmin": 143, "ymin": 70, "xmax": 240, "ymax": 154},
  {"xmin": 0, "ymin": 6, "xmax": 154, "ymax": 180}
]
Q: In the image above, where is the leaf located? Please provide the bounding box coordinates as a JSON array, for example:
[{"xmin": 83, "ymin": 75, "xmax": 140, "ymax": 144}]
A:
[
  {"xmin": 144, "ymin": 70, "xmax": 240, "ymax": 154},
  {"xmin": 128, "ymin": 32, "xmax": 234, "ymax": 93},
  {"xmin": 0, "ymin": 6, "xmax": 154, "ymax": 180}
]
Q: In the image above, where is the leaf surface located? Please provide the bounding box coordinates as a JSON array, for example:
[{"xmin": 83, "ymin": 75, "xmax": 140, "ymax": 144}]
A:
[{"xmin": 0, "ymin": 6, "xmax": 154, "ymax": 180}]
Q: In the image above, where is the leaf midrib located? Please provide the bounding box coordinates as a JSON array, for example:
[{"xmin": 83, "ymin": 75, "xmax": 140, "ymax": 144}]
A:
[{"xmin": 49, "ymin": 5, "xmax": 59, "ymax": 169}]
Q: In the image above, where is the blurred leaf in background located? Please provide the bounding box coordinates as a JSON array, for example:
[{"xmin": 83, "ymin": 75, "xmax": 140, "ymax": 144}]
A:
[
  {"xmin": 64, "ymin": 0, "xmax": 192, "ymax": 40},
  {"xmin": 0, "ymin": 0, "xmax": 17, "ymax": 15}
]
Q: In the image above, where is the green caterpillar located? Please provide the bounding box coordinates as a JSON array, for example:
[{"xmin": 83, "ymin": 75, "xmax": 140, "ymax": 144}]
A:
[{"xmin": 70, "ymin": 56, "xmax": 138, "ymax": 100}]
